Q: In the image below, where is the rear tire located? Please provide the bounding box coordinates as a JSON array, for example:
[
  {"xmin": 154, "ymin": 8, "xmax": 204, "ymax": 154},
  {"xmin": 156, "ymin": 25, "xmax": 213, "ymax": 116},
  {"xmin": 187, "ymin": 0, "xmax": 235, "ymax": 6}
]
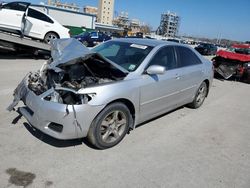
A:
[
  {"xmin": 87, "ymin": 102, "xmax": 132, "ymax": 149},
  {"xmin": 188, "ymin": 82, "xmax": 208, "ymax": 109},
  {"xmin": 44, "ymin": 32, "xmax": 59, "ymax": 44}
]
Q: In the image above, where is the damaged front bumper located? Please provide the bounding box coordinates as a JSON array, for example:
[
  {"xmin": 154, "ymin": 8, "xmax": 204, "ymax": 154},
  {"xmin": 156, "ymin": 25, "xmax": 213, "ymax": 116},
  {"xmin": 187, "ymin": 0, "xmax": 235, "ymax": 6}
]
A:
[{"xmin": 7, "ymin": 74, "xmax": 105, "ymax": 140}]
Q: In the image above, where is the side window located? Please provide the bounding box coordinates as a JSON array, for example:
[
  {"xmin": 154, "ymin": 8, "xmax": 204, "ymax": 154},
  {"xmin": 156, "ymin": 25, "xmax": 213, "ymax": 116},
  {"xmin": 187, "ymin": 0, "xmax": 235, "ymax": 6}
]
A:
[
  {"xmin": 2, "ymin": 2, "xmax": 28, "ymax": 11},
  {"xmin": 28, "ymin": 8, "xmax": 54, "ymax": 24},
  {"xmin": 148, "ymin": 47, "xmax": 177, "ymax": 70},
  {"xmin": 177, "ymin": 46, "xmax": 202, "ymax": 67}
]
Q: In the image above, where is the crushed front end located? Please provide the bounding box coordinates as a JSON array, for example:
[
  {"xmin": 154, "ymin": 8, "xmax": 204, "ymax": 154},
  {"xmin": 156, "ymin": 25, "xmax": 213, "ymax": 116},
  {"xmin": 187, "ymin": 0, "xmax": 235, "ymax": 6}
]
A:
[
  {"xmin": 7, "ymin": 39, "xmax": 127, "ymax": 139},
  {"xmin": 213, "ymin": 44, "xmax": 250, "ymax": 83}
]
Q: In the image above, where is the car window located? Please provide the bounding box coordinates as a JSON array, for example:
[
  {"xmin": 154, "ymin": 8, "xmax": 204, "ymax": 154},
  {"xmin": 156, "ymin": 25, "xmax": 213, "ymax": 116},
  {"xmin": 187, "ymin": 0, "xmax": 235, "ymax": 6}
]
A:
[
  {"xmin": 92, "ymin": 41, "xmax": 153, "ymax": 72},
  {"xmin": 97, "ymin": 44, "xmax": 120, "ymax": 57},
  {"xmin": 28, "ymin": 8, "xmax": 54, "ymax": 24},
  {"xmin": 148, "ymin": 47, "xmax": 177, "ymax": 70},
  {"xmin": 2, "ymin": 2, "xmax": 29, "ymax": 11},
  {"xmin": 176, "ymin": 46, "xmax": 202, "ymax": 67},
  {"xmin": 79, "ymin": 32, "xmax": 89, "ymax": 37}
]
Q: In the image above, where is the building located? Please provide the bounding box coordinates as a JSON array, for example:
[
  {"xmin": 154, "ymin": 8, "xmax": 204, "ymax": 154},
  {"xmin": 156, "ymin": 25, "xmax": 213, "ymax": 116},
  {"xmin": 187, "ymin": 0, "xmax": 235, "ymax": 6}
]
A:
[
  {"xmin": 157, "ymin": 11, "xmax": 180, "ymax": 37},
  {"xmin": 130, "ymin": 19, "xmax": 141, "ymax": 34},
  {"xmin": 47, "ymin": 0, "xmax": 80, "ymax": 12},
  {"xmin": 113, "ymin": 12, "xmax": 150, "ymax": 36},
  {"xmin": 112, "ymin": 12, "xmax": 129, "ymax": 29},
  {"xmin": 97, "ymin": 0, "xmax": 115, "ymax": 25},
  {"xmin": 83, "ymin": 6, "xmax": 98, "ymax": 15}
]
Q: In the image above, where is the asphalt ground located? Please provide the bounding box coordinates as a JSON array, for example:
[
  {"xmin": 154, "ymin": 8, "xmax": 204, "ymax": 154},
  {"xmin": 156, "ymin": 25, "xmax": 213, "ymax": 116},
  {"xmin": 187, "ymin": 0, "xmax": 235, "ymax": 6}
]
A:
[{"xmin": 0, "ymin": 55, "xmax": 250, "ymax": 188}]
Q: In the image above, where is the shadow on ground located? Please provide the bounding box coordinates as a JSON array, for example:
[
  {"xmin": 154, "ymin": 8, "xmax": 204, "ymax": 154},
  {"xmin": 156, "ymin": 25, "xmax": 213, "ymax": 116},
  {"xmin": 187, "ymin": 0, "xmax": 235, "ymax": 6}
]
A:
[
  {"xmin": 23, "ymin": 122, "xmax": 86, "ymax": 148},
  {"xmin": 214, "ymin": 73, "xmax": 250, "ymax": 84},
  {"xmin": 10, "ymin": 109, "xmax": 96, "ymax": 148},
  {"xmin": 11, "ymin": 106, "xmax": 186, "ymax": 149}
]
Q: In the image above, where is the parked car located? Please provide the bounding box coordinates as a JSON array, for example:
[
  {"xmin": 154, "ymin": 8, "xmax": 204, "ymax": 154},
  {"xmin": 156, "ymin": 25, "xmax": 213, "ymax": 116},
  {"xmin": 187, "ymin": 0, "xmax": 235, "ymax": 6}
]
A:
[
  {"xmin": 0, "ymin": 1, "xmax": 70, "ymax": 43},
  {"xmin": 125, "ymin": 32, "xmax": 144, "ymax": 39},
  {"xmin": 8, "ymin": 38, "xmax": 213, "ymax": 149},
  {"xmin": 195, "ymin": 43, "xmax": 217, "ymax": 55},
  {"xmin": 73, "ymin": 31, "xmax": 111, "ymax": 47},
  {"xmin": 165, "ymin": 38, "xmax": 184, "ymax": 44},
  {"xmin": 212, "ymin": 44, "xmax": 250, "ymax": 83},
  {"xmin": 110, "ymin": 32, "xmax": 122, "ymax": 39}
]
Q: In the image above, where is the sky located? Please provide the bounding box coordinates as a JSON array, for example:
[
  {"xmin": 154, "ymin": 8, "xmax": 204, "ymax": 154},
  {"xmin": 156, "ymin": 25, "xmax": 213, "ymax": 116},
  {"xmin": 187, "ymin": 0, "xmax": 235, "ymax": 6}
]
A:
[{"xmin": 13, "ymin": 0, "xmax": 250, "ymax": 41}]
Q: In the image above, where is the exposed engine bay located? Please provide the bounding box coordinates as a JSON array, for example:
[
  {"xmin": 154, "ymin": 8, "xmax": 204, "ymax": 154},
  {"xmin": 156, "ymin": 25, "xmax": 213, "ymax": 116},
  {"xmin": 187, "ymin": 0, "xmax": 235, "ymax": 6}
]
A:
[
  {"xmin": 6, "ymin": 38, "xmax": 128, "ymax": 112},
  {"xmin": 27, "ymin": 54, "xmax": 126, "ymax": 105},
  {"xmin": 25, "ymin": 39, "xmax": 127, "ymax": 105}
]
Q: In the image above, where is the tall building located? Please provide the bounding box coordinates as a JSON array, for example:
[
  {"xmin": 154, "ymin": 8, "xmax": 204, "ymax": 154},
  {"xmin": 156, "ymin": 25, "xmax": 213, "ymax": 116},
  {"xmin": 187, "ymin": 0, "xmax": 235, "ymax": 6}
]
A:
[
  {"xmin": 157, "ymin": 11, "xmax": 180, "ymax": 37},
  {"xmin": 97, "ymin": 0, "xmax": 115, "ymax": 25}
]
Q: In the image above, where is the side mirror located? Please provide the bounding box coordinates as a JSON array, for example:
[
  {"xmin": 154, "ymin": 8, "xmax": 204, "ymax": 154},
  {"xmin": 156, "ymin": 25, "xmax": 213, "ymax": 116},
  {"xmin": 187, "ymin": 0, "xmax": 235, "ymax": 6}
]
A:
[{"xmin": 146, "ymin": 65, "xmax": 166, "ymax": 75}]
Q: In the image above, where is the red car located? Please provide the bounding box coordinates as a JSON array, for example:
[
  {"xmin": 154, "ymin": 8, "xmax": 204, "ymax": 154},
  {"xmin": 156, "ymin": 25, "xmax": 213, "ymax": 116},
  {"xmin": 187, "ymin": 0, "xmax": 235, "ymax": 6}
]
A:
[{"xmin": 212, "ymin": 44, "xmax": 250, "ymax": 83}]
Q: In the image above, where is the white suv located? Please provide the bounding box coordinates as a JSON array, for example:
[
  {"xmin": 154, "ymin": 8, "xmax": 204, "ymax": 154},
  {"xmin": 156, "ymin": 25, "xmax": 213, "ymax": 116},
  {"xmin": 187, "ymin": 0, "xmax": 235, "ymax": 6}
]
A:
[{"xmin": 0, "ymin": 1, "xmax": 70, "ymax": 43}]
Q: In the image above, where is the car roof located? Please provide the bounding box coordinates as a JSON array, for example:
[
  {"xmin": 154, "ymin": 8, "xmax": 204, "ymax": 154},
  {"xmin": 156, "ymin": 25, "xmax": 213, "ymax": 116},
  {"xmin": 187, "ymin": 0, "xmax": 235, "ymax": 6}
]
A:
[{"xmin": 112, "ymin": 38, "xmax": 174, "ymax": 47}]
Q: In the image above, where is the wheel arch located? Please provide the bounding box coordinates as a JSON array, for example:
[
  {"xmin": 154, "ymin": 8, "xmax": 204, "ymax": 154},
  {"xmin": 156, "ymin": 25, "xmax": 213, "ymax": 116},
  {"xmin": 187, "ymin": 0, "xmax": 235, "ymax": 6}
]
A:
[
  {"xmin": 44, "ymin": 31, "xmax": 60, "ymax": 39},
  {"xmin": 105, "ymin": 98, "xmax": 136, "ymax": 129}
]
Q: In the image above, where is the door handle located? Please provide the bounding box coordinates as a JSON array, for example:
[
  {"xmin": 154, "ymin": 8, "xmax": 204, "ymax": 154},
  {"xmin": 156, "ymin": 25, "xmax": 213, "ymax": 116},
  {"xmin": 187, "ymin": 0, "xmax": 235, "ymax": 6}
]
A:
[{"xmin": 16, "ymin": 14, "xmax": 22, "ymax": 16}]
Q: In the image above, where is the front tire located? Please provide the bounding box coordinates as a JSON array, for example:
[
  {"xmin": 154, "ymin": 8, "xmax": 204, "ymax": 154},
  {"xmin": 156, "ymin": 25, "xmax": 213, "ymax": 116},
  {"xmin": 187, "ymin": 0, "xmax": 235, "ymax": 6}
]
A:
[
  {"xmin": 188, "ymin": 82, "xmax": 208, "ymax": 109},
  {"xmin": 87, "ymin": 102, "xmax": 132, "ymax": 149}
]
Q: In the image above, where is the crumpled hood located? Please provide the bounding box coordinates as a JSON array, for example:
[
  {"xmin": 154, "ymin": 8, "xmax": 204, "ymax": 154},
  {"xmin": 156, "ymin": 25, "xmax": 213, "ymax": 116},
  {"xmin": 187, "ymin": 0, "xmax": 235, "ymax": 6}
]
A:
[
  {"xmin": 48, "ymin": 38, "xmax": 128, "ymax": 74},
  {"xmin": 216, "ymin": 50, "xmax": 250, "ymax": 62}
]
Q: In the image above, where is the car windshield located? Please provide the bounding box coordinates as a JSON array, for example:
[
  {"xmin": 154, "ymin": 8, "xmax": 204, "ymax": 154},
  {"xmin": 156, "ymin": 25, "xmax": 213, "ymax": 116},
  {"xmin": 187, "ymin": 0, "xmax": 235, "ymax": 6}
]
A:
[
  {"xmin": 199, "ymin": 43, "xmax": 209, "ymax": 47},
  {"xmin": 91, "ymin": 41, "xmax": 153, "ymax": 72},
  {"xmin": 79, "ymin": 32, "xmax": 89, "ymax": 36}
]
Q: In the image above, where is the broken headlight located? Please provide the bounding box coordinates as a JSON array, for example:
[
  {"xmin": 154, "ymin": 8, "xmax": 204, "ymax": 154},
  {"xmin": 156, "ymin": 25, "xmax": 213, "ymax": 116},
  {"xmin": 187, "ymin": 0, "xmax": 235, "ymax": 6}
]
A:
[{"xmin": 44, "ymin": 89, "xmax": 95, "ymax": 105}]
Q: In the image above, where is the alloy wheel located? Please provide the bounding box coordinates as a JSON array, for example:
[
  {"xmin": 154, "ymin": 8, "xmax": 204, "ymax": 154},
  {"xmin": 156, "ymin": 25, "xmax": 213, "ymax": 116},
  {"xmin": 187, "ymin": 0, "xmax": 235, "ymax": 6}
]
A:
[
  {"xmin": 44, "ymin": 33, "xmax": 58, "ymax": 44},
  {"xmin": 100, "ymin": 110, "xmax": 127, "ymax": 144},
  {"xmin": 196, "ymin": 84, "xmax": 207, "ymax": 106}
]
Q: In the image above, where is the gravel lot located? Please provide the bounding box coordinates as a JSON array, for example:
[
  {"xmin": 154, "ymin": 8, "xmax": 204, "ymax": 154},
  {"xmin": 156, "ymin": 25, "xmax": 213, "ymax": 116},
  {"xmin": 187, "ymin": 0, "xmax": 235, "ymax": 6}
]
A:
[{"xmin": 0, "ymin": 56, "xmax": 250, "ymax": 188}]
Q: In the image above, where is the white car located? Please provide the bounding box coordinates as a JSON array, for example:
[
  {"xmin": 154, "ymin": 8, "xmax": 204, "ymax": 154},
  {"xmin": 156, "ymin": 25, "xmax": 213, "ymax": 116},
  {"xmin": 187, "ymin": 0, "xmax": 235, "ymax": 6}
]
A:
[{"xmin": 0, "ymin": 1, "xmax": 70, "ymax": 43}]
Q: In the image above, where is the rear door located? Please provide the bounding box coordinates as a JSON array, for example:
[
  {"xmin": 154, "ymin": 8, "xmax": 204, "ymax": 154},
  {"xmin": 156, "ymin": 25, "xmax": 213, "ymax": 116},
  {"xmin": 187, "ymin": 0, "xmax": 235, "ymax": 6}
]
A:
[
  {"xmin": 175, "ymin": 46, "xmax": 203, "ymax": 102},
  {"xmin": 25, "ymin": 8, "xmax": 54, "ymax": 39},
  {"xmin": 0, "ymin": 2, "xmax": 30, "ymax": 31}
]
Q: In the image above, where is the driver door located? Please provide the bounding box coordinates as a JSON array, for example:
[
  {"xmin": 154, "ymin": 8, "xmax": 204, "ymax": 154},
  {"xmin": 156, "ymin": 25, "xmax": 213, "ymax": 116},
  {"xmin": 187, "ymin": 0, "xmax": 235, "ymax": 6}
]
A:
[
  {"xmin": 0, "ymin": 2, "xmax": 30, "ymax": 31},
  {"xmin": 139, "ymin": 46, "xmax": 182, "ymax": 121}
]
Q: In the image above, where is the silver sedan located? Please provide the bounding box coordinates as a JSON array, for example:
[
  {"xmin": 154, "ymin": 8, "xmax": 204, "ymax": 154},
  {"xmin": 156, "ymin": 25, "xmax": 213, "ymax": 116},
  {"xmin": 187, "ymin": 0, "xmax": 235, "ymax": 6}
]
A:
[{"xmin": 8, "ymin": 38, "xmax": 213, "ymax": 149}]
